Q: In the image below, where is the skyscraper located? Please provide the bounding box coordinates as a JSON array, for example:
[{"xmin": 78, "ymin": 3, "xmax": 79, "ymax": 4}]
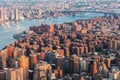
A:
[
  {"xmin": 49, "ymin": 24, "xmax": 54, "ymax": 33},
  {"xmin": 90, "ymin": 60, "xmax": 98, "ymax": 76},
  {"xmin": 69, "ymin": 54, "xmax": 80, "ymax": 74},
  {"xmin": 29, "ymin": 54, "xmax": 37, "ymax": 70},
  {"xmin": 4, "ymin": 68, "xmax": 24, "ymax": 80},
  {"xmin": 33, "ymin": 61, "xmax": 52, "ymax": 80},
  {"xmin": 109, "ymin": 39, "xmax": 118, "ymax": 49},
  {"xmin": 17, "ymin": 55, "xmax": 29, "ymax": 80},
  {"xmin": 80, "ymin": 59, "xmax": 87, "ymax": 72},
  {"xmin": 14, "ymin": 8, "xmax": 19, "ymax": 21},
  {"xmin": 55, "ymin": 56, "xmax": 65, "ymax": 73},
  {"xmin": 0, "ymin": 8, "xmax": 5, "ymax": 23},
  {"xmin": 10, "ymin": 10, "xmax": 14, "ymax": 20},
  {"xmin": 0, "ymin": 70, "xmax": 6, "ymax": 80},
  {"xmin": 0, "ymin": 50, "xmax": 7, "ymax": 70}
]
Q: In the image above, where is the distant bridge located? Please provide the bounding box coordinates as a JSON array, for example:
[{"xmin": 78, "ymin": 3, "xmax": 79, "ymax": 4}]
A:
[{"xmin": 59, "ymin": 10, "xmax": 120, "ymax": 16}]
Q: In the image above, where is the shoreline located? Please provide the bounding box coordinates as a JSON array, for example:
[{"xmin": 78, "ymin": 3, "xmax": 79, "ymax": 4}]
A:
[
  {"xmin": 0, "ymin": 12, "xmax": 105, "ymax": 25},
  {"xmin": 0, "ymin": 12, "xmax": 105, "ymax": 50}
]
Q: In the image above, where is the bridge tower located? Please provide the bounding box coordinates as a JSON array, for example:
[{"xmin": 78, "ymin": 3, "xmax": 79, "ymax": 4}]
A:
[{"xmin": 36, "ymin": 9, "xmax": 42, "ymax": 26}]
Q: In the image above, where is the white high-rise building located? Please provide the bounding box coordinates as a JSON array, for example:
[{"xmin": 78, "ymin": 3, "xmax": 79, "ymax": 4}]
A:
[
  {"xmin": 80, "ymin": 59, "xmax": 87, "ymax": 72},
  {"xmin": 4, "ymin": 9, "xmax": 8, "ymax": 21},
  {"xmin": 10, "ymin": 10, "xmax": 14, "ymax": 21},
  {"xmin": 14, "ymin": 8, "xmax": 19, "ymax": 21},
  {"xmin": 0, "ymin": 8, "xmax": 5, "ymax": 22}
]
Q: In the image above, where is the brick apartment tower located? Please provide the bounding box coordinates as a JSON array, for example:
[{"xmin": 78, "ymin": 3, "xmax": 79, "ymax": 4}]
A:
[
  {"xmin": 29, "ymin": 54, "xmax": 37, "ymax": 70},
  {"xmin": 49, "ymin": 24, "xmax": 54, "ymax": 33},
  {"xmin": 17, "ymin": 56, "xmax": 29, "ymax": 80},
  {"xmin": 90, "ymin": 61, "xmax": 98, "ymax": 75},
  {"xmin": 109, "ymin": 39, "xmax": 118, "ymax": 49},
  {"xmin": 69, "ymin": 54, "xmax": 79, "ymax": 74}
]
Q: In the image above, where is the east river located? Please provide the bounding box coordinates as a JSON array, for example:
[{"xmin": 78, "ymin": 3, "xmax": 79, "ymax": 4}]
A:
[{"xmin": 0, "ymin": 13, "xmax": 104, "ymax": 50}]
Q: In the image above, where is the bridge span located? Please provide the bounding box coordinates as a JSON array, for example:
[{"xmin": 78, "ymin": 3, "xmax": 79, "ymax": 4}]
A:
[{"xmin": 58, "ymin": 10, "xmax": 120, "ymax": 16}]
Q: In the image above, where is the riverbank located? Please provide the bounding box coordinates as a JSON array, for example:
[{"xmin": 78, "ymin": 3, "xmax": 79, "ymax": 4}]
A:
[{"xmin": 0, "ymin": 13, "xmax": 104, "ymax": 50}]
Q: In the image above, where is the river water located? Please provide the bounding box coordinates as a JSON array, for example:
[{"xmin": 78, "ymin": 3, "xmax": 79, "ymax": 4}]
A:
[{"xmin": 0, "ymin": 13, "xmax": 104, "ymax": 50}]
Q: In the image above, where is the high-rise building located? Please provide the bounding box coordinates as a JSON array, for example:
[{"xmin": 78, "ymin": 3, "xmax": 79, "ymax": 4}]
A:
[
  {"xmin": 37, "ymin": 53, "xmax": 41, "ymax": 63},
  {"xmin": 40, "ymin": 52, "xmax": 45, "ymax": 61},
  {"xmin": 0, "ymin": 50, "xmax": 8, "ymax": 70},
  {"xmin": 4, "ymin": 10, "xmax": 8, "ymax": 21},
  {"xmin": 17, "ymin": 55, "xmax": 29, "ymax": 80},
  {"xmin": 33, "ymin": 61, "xmax": 52, "ymax": 80},
  {"xmin": 38, "ymin": 9, "xmax": 42, "ymax": 18},
  {"xmin": 69, "ymin": 54, "xmax": 80, "ymax": 74},
  {"xmin": 75, "ymin": 25, "xmax": 82, "ymax": 31},
  {"xmin": 80, "ymin": 76, "xmax": 85, "ymax": 80},
  {"xmin": 4, "ymin": 68, "xmax": 24, "ymax": 80},
  {"xmin": 90, "ymin": 60, "xmax": 98, "ymax": 75},
  {"xmin": 87, "ymin": 23, "xmax": 93, "ymax": 30},
  {"xmin": 49, "ymin": 24, "xmax": 54, "ymax": 33},
  {"xmin": 84, "ymin": 46, "xmax": 88, "ymax": 54},
  {"xmin": 109, "ymin": 39, "xmax": 118, "ymax": 49},
  {"xmin": 81, "ymin": 29, "xmax": 87, "ymax": 34},
  {"xmin": 65, "ymin": 39, "xmax": 71, "ymax": 47},
  {"xmin": 0, "ymin": 70, "xmax": 6, "ymax": 80},
  {"xmin": 64, "ymin": 47, "xmax": 70, "ymax": 57},
  {"xmin": 54, "ymin": 67, "xmax": 63, "ymax": 78},
  {"xmin": 80, "ymin": 47, "xmax": 84, "ymax": 54},
  {"xmin": 64, "ymin": 59, "xmax": 69, "ymax": 74},
  {"xmin": 88, "ymin": 45, "xmax": 95, "ymax": 52},
  {"xmin": 29, "ymin": 54, "xmax": 37, "ymax": 70},
  {"xmin": 9, "ymin": 68, "xmax": 17, "ymax": 80},
  {"xmin": 56, "ymin": 49, "xmax": 64, "ymax": 57},
  {"xmin": 10, "ymin": 10, "xmax": 14, "ymax": 21},
  {"xmin": 14, "ymin": 8, "xmax": 19, "ymax": 21},
  {"xmin": 75, "ymin": 47, "xmax": 80, "ymax": 55},
  {"xmin": 12, "ymin": 48, "xmax": 25, "ymax": 59},
  {"xmin": 7, "ymin": 58, "xmax": 17, "ymax": 68},
  {"xmin": 0, "ymin": 56, "xmax": 3, "ymax": 70},
  {"xmin": 55, "ymin": 56, "xmax": 65, "ymax": 73},
  {"xmin": 44, "ymin": 52, "xmax": 55, "ymax": 63},
  {"xmin": 80, "ymin": 59, "xmax": 87, "ymax": 72},
  {"xmin": 105, "ymin": 57, "xmax": 111, "ymax": 69},
  {"xmin": 7, "ymin": 46, "xmax": 13, "ymax": 58},
  {"xmin": 0, "ymin": 8, "xmax": 5, "ymax": 22}
]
